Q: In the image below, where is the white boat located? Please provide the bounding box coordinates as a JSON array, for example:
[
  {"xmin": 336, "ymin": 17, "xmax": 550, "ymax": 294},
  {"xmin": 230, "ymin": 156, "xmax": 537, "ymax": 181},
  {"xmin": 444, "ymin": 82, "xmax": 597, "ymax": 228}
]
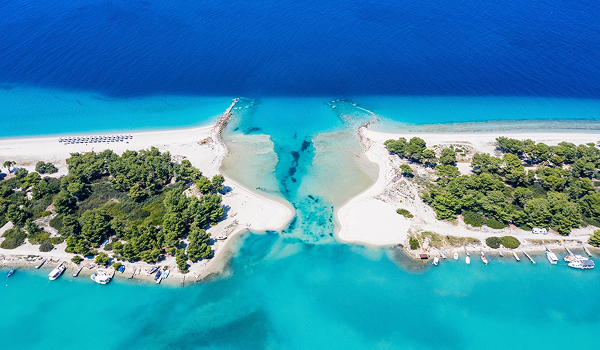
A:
[
  {"xmin": 564, "ymin": 254, "xmax": 586, "ymax": 262},
  {"xmin": 215, "ymin": 235, "xmax": 227, "ymax": 240},
  {"xmin": 432, "ymin": 256, "xmax": 439, "ymax": 266},
  {"xmin": 465, "ymin": 256, "xmax": 471, "ymax": 265},
  {"xmin": 453, "ymin": 253, "xmax": 458, "ymax": 260},
  {"xmin": 162, "ymin": 269, "xmax": 170, "ymax": 280},
  {"xmin": 568, "ymin": 259, "xmax": 594, "ymax": 270},
  {"xmin": 90, "ymin": 272, "xmax": 111, "ymax": 284},
  {"xmin": 546, "ymin": 250, "xmax": 558, "ymax": 264},
  {"xmin": 481, "ymin": 253, "xmax": 488, "ymax": 265},
  {"xmin": 48, "ymin": 264, "xmax": 66, "ymax": 280}
]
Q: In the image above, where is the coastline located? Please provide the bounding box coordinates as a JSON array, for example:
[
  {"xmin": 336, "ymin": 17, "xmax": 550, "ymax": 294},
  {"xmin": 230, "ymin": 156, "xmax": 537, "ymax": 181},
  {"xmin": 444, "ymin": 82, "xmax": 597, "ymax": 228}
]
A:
[
  {"xmin": 0, "ymin": 100, "xmax": 295, "ymax": 284},
  {"xmin": 336, "ymin": 127, "xmax": 600, "ymax": 254}
]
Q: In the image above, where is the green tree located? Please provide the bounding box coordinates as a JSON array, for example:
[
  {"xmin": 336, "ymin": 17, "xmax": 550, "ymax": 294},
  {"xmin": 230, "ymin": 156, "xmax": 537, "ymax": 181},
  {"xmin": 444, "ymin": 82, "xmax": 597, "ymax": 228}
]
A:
[
  {"xmin": 409, "ymin": 237, "xmax": 420, "ymax": 250},
  {"xmin": 399, "ymin": 164, "xmax": 413, "ymax": 177},
  {"xmin": 176, "ymin": 249, "xmax": 188, "ymax": 273},
  {"xmin": 589, "ymin": 230, "xmax": 600, "ymax": 247},
  {"xmin": 53, "ymin": 191, "xmax": 77, "ymax": 214},
  {"xmin": 3, "ymin": 160, "xmax": 15, "ymax": 172},
  {"xmin": 439, "ymin": 148, "xmax": 457, "ymax": 166},
  {"xmin": 71, "ymin": 255, "xmax": 83, "ymax": 264},
  {"xmin": 211, "ymin": 175, "xmax": 225, "ymax": 193},
  {"xmin": 95, "ymin": 252, "xmax": 110, "ymax": 266},
  {"xmin": 196, "ymin": 177, "xmax": 212, "ymax": 194},
  {"xmin": 79, "ymin": 209, "xmax": 111, "ymax": 246},
  {"xmin": 127, "ymin": 184, "xmax": 146, "ymax": 202}
]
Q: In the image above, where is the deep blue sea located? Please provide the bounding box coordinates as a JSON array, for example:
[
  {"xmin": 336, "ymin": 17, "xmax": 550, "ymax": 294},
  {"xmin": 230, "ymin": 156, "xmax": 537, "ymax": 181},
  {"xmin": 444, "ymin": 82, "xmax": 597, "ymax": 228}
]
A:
[{"xmin": 2, "ymin": 1, "xmax": 600, "ymax": 349}]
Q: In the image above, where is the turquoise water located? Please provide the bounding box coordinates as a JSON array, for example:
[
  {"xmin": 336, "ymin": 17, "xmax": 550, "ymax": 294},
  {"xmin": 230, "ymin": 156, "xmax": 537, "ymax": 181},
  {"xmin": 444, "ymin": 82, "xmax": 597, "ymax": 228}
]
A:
[
  {"xmin": 3, "ymin": 88, "xmax": 600, "ymax": 349},
  {"xmin": 2, "ymin": 236, "xmax": 598, "ymax": 350},
  {"xmin": 0, "ymin": 86, "xmax": 232, "ymax": 137}
]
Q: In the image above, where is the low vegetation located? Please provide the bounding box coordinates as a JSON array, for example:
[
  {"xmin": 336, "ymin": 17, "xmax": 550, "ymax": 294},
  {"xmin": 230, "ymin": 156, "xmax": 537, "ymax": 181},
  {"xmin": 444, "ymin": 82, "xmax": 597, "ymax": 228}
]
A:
[
  {"xmin": 588, "ymin": 229, "xmax": 600, "ymax": 247},
  {"xmin": 396, "ymin": 208, "xmax": 414, "ymax": 218},
  {"xmin": 385, "ymin": 136, "xmax": 600, "ymax": 235},
  {"xmin": 413, "ymin": 231, "xmax": 481, "ymax": 250}
]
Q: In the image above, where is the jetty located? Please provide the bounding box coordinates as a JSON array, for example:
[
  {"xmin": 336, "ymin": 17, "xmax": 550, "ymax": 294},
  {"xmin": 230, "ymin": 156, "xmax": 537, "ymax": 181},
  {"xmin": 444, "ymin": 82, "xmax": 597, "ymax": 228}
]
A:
[
  {"xmin": 181, "ymin": 275, "xmax": 185, "ymax": 287},
  {"xmin": 35, "ymin": 259, "xmax": 47, "ymax": 269},
  {"xmin": 128, "ymin": 267, "xmax": 137, "ymax": 279},
  {"xmin": 563, "ymin": 243, "xmax": 574, "ymax": 256},
  {"xmin": 72, "ymin": 265, "xmax": 83, "ymax": 277},
  {"xmin": 581, "ymin": 242, "xmax": 592, "ymax": 257},
  {"xmin": 521, "ymin": 250, "xmax": 536, "ymax": 264},
  {"xmin": 512, "ymin": 251, "xmax": 520, "ymax": 261},
  {"xmin": 463, "ymin": 246, "xmax": 470, "ymax": 256}
]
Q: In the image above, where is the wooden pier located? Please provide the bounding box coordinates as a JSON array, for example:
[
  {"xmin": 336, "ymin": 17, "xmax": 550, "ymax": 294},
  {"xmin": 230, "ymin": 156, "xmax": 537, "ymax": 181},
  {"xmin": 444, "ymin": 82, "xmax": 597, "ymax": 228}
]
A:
[
  {"xmin": 72, "ymin": 265, "xmax": 83, "ymax": 277},
  {"xmin": 563, "ymin": 243, "xmax": 574, "ymax": 256},
  {"xmin": 35, "ymin": 259, "xmax": 47, "ymax": 269},
  {"xmin": 521, "ymin": 250, "xmax": 536, "ymax": 264},
  {"xmin": 512, "ymin": 251, "xmax": 520, "ymax": 261},
  {"xmin": 128, "ymin": 267, "xmax": 137, "ymax": 279},
  {"xmin": 581, "ymin": 242, "xmax": 592, "ymax": 257}
]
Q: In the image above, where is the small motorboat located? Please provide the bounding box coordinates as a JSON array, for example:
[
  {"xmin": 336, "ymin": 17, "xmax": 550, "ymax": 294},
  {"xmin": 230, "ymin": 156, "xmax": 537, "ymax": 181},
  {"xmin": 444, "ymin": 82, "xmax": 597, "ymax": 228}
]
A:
[
  {"xmin": 118, "ymin": 265, "xmax": 125, "ymax": 273},
  {"xmin": 432, "ymin": 256, "xmax": 439, "ymax": 266},
  {"xmin": 90, "ymin": 272, "xmax": 111, "ymax": 285},
  {"xmin": 7, "ymin": 269, "xmax": 15, "ymax": 278},
  {"xmin": 568, "ymin": 259, "xmax": 594, "ymax": 270},
  {"xmin": 481, "ymin": 254, "xmax": 488, "ymax": 265},
  {"xmin": 149, "ymin": 266, "xmax": 160, "ymax": 274},
  {"xmin": 465, "ymin": 256, "xmax": 471, "ymax": 265},
  {"xmin": 49, "ymin": 264, "xmax": 66, "ymax": 281},
  {"xmin": 154, "ymin": 270, "xmax": 162, "ymax": 282},
  {"xmin": 453, "ymin": 253, "xmax": 458, "ymax": 260}
]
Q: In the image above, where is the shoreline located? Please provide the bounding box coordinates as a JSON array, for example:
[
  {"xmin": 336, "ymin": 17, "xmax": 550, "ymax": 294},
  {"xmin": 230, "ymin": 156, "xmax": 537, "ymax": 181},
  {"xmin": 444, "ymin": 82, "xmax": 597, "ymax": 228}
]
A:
[
  {"xmin": 336, "ymin": 126, "xmax": 600, "ymax": 256},
  {"xmin": 0, "ymin": 99, "xmax": 295, "ymax": 285}
]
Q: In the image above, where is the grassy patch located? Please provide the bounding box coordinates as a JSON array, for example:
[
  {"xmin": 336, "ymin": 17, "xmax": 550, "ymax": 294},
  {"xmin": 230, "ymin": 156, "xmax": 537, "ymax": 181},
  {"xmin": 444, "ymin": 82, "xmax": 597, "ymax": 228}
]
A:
[
  {"xmin": 1, "ymin": 228, "xmax": 27, "ymax": 249},
  {"xmin": 396, "ymin": 208, "xmax": 414, "ymax": 218}
]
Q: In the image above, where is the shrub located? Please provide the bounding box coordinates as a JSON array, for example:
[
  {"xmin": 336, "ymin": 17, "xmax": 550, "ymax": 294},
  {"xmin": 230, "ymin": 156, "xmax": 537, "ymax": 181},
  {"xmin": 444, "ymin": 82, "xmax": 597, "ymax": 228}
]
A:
[
  {"xmin": 485, "ymin": 218, "xmax": 508, "ymax": 229},
  {"xmin": 499, "ymin": 236, "xmax": 520, "ymax": 249},
  {"xmin": 95, "ymin": 252, "xmax": 110, "ymax": 266},
  {"xmin": 50, "ymin": 236, "xmax": 64, "ymax": 245},
  {"xmin": 71, "ymin": 255, "xmax": 83, "ymax": 264},
  {"xmin": 49, "ymin": 215, "xmax": 64, "ymax": 231},
  {"xmin": 33, "ymin": 210, "xmax": 52, "ymax": 219},
  {"xmin": 1, "ymin": 228, "xmax": 26, "ymax": 249},
  {"xmin": 104, "ymin": 242, "xmax": 114, "ymax": 251},
  {"xmin": 486, "ymin": 236, "xmax": 501, "ymax": 249},
  {"xmin": 39, "ymin": 242, "xmax": 54, "ymax": 252},
  {"xmin": 463, "ymin": 211, "xmax": 484, "ymax": 227},
  {"xmin": 396, "ymin": 208, "xmax": 414, "ymax": 218},
  {"xmin": 112, "ymin": 262, "xmax": 122, "ymax": 270},
  {"xmin": 409, "ymin": 237, "xmax": 420, "ymax": 250}
]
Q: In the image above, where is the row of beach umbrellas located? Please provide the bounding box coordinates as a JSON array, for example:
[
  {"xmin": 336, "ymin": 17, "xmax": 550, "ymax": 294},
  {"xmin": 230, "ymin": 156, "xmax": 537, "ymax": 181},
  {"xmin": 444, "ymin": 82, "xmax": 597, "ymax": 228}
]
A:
[{"xmin": 58, "ymin": 134, "xmax": 133, "ymax": 144}]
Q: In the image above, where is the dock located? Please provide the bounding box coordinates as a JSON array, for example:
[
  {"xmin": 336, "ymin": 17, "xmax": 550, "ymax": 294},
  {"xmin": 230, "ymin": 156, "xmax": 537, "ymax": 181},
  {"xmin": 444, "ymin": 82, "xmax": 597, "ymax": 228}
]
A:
[
  {"xmin": 464, "ymin": 246, "xmax": 470, "ymax": 256},
  {"xmin": 563, "ymin": 243, "xmax": 574, "ymax": 256},
  {"xmin": 35, "ymin": 259, "xmax": 47, "ymax": 269},
  {"xmin": 521, "ymin": 250, "xmax": 536, "ymax": 264},
  {"xmin": 181, "ymin": 275, "xmax": 185, "ymax": 287},
  {"xmin": 512, "ymin": 251, "xmax": 520, "ymax": 261},
  {"xmin": 128, "ymin": 267, "xmax": 137, "ymax": 279},
  {"xmin": 72, "ymin": 265, "xmax": 83, "ymax": 277},
  {"xmin": 437, "ymin": 249, "xmax": 447, "ymax": 259},
  {"xmin": 582, "ymin": 242, "xmax": 592, "ymax": 257}
]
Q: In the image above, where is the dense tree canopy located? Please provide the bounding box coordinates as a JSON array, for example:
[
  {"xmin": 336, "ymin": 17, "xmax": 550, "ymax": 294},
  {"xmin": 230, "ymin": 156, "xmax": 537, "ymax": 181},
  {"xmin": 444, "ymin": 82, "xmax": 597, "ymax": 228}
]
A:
[
  {"xmin": 0, "ymin": 148, "xmax": 224, "ymax": 265},
  {"xmin": 386, "ymin": 136, "xmax": 600, "ymax": 235}
]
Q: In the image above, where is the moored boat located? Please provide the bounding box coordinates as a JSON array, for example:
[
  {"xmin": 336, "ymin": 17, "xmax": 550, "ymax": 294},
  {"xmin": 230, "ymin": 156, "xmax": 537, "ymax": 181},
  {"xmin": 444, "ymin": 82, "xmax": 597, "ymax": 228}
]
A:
[
  {"xmin": 453, "ymin": 253, "xmax": 458, "ymax": 260},
  {"xmin": 432, "ymin": 256, "xmax": 439, "ymax": 266},
  {"xmin": 546, "ymin": 249, "xmax": 558, "ymax": 264},
  {"xmin": 7, "ymin": 268, "xmax": 15, "ymax": 278},
  {"xmin": 465, "ymin": 256, "xmax": 471, "ymax": 265},
  {"xmin": 568, "ymin": 259, "xmax": 595, "ymax": 270},
  {"xmin": 154, "ymin": 270, "xmax": 162, "ymax": 283},
  {"xmin": 481, "ymin": 254, "xmax": 488, "ymax": 265},
  {"xmin": 149, "ymin": 266, "xmax": 160, "ymax": 274},
  {"xmin": 564, "ymin": 254, "xmax": 586, "ymax": 262},
  {"xmin": 90, "ymin": 271, "xmax": 111, "ymax": 284},
  {"xmin": 48, "ymin": 264, "xmax": 66, "ymax": 280},
  {"xmin": 118, "ymin": 265, "xmax": 125, "ymax": 273}
]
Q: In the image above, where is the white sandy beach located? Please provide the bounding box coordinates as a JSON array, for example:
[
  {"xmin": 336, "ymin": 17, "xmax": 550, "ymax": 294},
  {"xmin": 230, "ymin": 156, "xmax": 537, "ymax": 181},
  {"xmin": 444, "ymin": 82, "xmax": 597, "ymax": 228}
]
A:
[
  {"xmin": 336, "ymin": 129, "xmax": 600, "ymax": 248},
  {"xmin": 0, "ymin": 106, "xmax": 294, "ymax": 282}
]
